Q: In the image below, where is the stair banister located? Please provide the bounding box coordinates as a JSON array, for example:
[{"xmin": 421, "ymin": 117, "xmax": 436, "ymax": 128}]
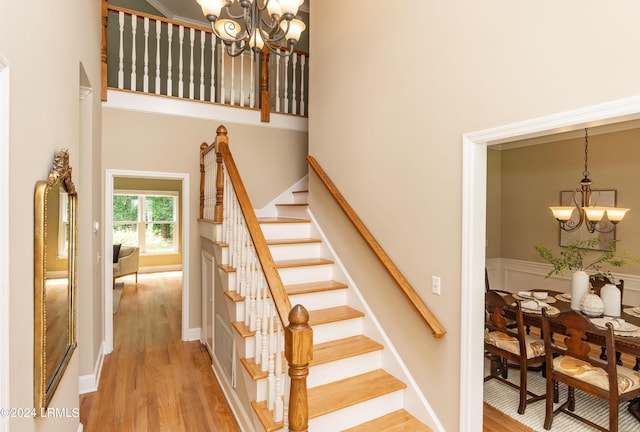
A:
[
  {"xmin": 307, "ymin": 155, "xmax": 447, "ymax": 339},
  {"xmin": 203, "ymin": 126, "xmax": 312, "ymax": 431}
]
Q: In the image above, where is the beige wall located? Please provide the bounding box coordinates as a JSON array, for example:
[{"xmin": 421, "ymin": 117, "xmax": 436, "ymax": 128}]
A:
[
  {"xmin": 309, "ymin": 1, "xmax": 640, "ymax": 430},
  {"xmin": 102, "ymin": 109, "xmax": 308, "ymax": 330},
  {"xmin": 491, "ymin": 128, "xmax": 640, "ymax": 274},
  {"xmin": 0, "ymin": 0, "xmax": 102, "ymax": 430}
]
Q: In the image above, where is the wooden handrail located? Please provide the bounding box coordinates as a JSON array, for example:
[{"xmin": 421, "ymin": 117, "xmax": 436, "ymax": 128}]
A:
[
  {"xmin": 307, "ymin": 155, "xmax": 447, "ymax": 338},
  {"xmin": 215, "ymin": 126, "xmax": 293, "ymax": 327}
]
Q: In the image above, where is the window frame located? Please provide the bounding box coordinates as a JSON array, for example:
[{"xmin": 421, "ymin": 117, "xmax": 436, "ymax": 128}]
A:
[{"xmin": 113, "ymin": 189, "xmax": 179, "ymax": 254}]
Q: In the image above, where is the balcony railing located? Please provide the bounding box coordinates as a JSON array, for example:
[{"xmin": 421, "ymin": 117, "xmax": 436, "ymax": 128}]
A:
[{"xmin": 101, "ymin": 2, "xmax": 309, "ymax": 122}]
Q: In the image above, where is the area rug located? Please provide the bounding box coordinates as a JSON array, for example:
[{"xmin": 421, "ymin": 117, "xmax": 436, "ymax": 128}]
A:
[
  {"xmin": 483, "ymin": 360, "xmax": 638, "ymax": 431},
  {"xmin": 113, "ymin": 282, "xmax": 124, "ymax": 314}
]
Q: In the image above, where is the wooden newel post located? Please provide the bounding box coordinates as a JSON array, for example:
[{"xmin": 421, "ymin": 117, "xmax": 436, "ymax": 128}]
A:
[
  {"xmin": 285, "ymin": 304, "xmax": 312, "ymax": 432},
  {"xmin": 214, "ymin": 125, "xmax": 228, "ymax": 223},
  {"xmin": 260, "ymin": 46, "xmax": 271, "ymax": 123},
  {"xmin": 199, "ymin": 142, "xmax": 208, "ymax": 219}
]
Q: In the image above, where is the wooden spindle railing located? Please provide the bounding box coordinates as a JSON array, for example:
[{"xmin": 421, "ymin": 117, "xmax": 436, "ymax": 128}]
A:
[
  {"xmin": 200, "ymin": 126, "xmax": 311, "ymax": 430},
  {"xmin": 307, "ymin": 155, "xmax": 447, "ymax": 339},
  {"xmin": 101, "ymin": 1, "xmax": 309, "ymax": 121}
]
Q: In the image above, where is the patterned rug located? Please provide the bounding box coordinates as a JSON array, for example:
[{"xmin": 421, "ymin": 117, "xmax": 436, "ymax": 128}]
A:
[{"xmin": 483, "ymin": 360, "xmax": 639, "ymax": 431}]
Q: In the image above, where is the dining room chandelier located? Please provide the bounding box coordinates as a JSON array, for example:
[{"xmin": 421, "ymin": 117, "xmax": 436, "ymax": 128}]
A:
[
  {"xmin": 195, "ymin": 0, "xmax": 306, "ymax": 57},
  {"xmin": 549, "ymin": 128, "xmax": 629, "ymax": 233}
]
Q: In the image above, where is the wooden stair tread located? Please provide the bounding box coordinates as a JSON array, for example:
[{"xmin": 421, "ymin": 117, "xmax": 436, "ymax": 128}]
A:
[
  {"xmin": 218, "ymin": 263, "xmax": 235, "ymax": 273},
  {"xmin": 257, "ymin": 217, "xmax": 310, "ymax": 224},
  {"xmin": 308, "ymin": 306, "xmax": 364, "ymax": 326},
  {"xmin": 311, "ymin": 335, "xmax": 383, "ymax": 367},
  {"xmin": 275, "ymin": 257, "xmax": 334, "ymax": 268},
  {"xmin": 292, "ymin": 189, "xmax": 308, "ymax": 194},
  {"xmin": 286, "ymin": 280, "xmax": 348, "ymax": 295},
  {"xmin": 250, "ymin": 400, "xmax": 282, "ymax": 432},
  {"xmin": 308, "ymin": 369, "xmax": 407, "ymax": 419},
  {"xmin": 341, "ymin": 409, "xmax": 432, "ymax": 432},
  {"xmin": 267, "ymin": 237, "xmax": 321, "ymax": 245},
  {"xmin": 275, "ymin": 203, "xmax": 308, "ymax": 207},
  {"xmin": 223, "ymin": 290, "xmax": 243, "ymax": 302}
]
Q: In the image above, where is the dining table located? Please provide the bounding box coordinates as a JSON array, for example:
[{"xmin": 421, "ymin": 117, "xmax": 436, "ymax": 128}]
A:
[{"xmin": 507, "ymin": 289, "xmax": 640, "ymax": 422}]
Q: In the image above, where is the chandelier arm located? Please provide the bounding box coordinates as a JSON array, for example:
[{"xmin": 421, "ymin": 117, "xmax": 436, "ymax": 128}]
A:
[
  {"xmin": 208, "ymin": 21, "xmax": 250, "ymax": 45},
  {"xmin": 262, "ymin": 38, "xmax": 295, "ymax": 56},
  {"xmin": 224, "ymin": 40, "xmax": 250, "ymax": 57}
]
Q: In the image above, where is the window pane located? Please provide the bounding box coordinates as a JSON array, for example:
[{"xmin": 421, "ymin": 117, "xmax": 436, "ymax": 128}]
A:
[
  {"xmin": 145, "ymin": 223, "xmax": 175, "ymax": 251},
  {"xmin": 113, "ymin": 195, "xmax": 139, "ymax": 222},
  {"xmin": 113, "ymin": 222, "xmax": 138, "ymax": 246},
  {"xmin": 144, "ymin": 196, "xmax": 175, "ymax": 222}
]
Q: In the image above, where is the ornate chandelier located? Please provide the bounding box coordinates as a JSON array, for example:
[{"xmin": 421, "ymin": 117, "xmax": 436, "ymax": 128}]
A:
[
  {"xmin": 195, "ymin": 0, "xmax": 306, "ymax": 57},
  {"xmin": 549, "ymin": 128, "xmax": 629, "ymax": 233}
]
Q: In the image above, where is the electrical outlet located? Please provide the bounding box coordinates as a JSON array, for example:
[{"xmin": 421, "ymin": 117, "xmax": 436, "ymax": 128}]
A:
[{"xmin": 432, "ymin": 275, "xmax": 441, "ymax": 295}]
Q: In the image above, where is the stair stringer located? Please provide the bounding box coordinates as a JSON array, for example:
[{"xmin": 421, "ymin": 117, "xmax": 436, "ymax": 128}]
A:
[{"xmin": 306, "ymin": 209, "xmax": 446, "ymax": 432}]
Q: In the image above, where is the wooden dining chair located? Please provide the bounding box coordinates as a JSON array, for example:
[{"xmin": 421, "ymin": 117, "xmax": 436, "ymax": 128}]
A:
[
  {"xmin": 541, "ymin": 309, "xmax": 640, "ymax": 431},
  {"xmin": 484, "ymin": 291, "xmax": 546, "ymax": 414}
]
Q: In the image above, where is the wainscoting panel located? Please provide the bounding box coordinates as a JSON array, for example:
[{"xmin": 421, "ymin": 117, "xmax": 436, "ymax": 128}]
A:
[{"xmin": 486, "ymin": 258, "xmax": 640, "ymax": 306}]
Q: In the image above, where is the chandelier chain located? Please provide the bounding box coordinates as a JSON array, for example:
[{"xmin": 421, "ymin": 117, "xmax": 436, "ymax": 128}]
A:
[{"xmin": 583, "ymin": 128, "xmax": 590, "ymax": 180}]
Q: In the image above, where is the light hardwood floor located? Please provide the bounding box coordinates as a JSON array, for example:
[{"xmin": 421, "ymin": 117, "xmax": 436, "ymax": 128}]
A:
[{"xmin": 80, "ymin": 272, "xmax": 241, "ymax": 431}]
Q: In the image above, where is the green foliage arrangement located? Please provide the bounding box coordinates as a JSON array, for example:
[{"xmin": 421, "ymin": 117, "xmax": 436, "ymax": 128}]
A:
[{"xmin": 533, "ymin": 238, "xmax": 639, "ymax": 281}]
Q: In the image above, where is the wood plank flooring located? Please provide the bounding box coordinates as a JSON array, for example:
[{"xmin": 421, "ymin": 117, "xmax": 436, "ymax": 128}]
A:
[{"xmin": 80, "ymin": 272, "xmax": 240, "ymax": 432}]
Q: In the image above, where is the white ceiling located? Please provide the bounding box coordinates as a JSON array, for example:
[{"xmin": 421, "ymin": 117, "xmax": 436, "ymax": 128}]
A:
[{"xmin": 146, "ymin": 0, "xmax": 310, "ymax": 27}]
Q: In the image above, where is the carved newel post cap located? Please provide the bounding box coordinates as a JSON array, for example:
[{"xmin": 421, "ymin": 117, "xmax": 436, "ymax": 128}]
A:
[
  {"xmin": 288, "ymin": 304, "xmax": 309, "ymax": 327},
  {"xmin": 285, "ymin": 304, "xmax": 313, "ymax": 364},
  {"xmin": 216, "ymin": 125, "xmax": 228, "ymax": 136}
]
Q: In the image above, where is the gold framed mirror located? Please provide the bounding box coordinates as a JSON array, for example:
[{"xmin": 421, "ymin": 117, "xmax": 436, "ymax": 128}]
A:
[{"xmin": 34, "ymin": 148, "xmax": 77, "ymax": 413}]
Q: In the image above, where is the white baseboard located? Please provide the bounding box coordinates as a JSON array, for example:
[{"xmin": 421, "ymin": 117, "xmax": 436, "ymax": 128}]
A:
[
  {"xmin": 211, "ymin": 355, "xmax": 255, "ymax": 432},
  {"xmin": 78, "ymin": 342, "xmax": 105, "ymax": 394},
  {"xmin": 184, "ymin": 327, "xmax": 201, "ymax": 342},
  {"xmin": 139, "ymin": 264, "xmax": 182, "ymax": 274},
  {"xmin": 78, "ymin": 423, "xmax": 84, "ymax": 432}
]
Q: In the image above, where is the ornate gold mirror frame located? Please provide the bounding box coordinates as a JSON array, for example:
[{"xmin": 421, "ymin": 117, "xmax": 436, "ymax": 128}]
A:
[{"xmin": 34, "ymin": 148, "xmax": 77, "ymax": 413}]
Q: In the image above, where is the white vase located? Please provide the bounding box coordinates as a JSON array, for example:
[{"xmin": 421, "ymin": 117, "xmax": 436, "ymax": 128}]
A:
[
  {"xmin": 601, "ymin": 283, "xmax": 621, "ymax": 317},
  {"xmin": 571, "ymin": 270, "xmax": 589, "ymax": 311}
]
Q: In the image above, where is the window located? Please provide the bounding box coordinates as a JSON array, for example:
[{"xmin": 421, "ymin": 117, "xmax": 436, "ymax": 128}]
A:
[{"xmin": 113, "ymin": 191, "xmax": 179, "ymax": 253}]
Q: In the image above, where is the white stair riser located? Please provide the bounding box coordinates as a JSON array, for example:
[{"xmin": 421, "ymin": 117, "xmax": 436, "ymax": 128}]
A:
[
  {"xmin": 292, "ymin": 192, "xmax": 308, "ymax": 204},
  {"xmin": 217, "ymin": 270, "xmax": 235, "ymax": 292},
  {"xmin": 289, "ymin": 289, "xmax": 347, "ymax": 311},
  {"xmin": 269, "ymin": 242, "xmax": 322, "ymax": 261},
  {"xmin": 260, "ymin": 222, "xmax": 310, "ymax": 240},
  {"xmin": 276, "ymin": 205, "xmax": 308, "ymax": 219},
  {"xmin": 308, "ymin": 390, "xmax": 405, "ymax": 432},
  {"xmin": 278, "ymin": 264, "xmax": 334, "ymax": 285},
  {"xmin": 307, "ymin": 351, "xmax": 382, "ymax": 388},
  {"xmin": 311, "ymin": 317, "xmax": 364, "ymax": 345}
]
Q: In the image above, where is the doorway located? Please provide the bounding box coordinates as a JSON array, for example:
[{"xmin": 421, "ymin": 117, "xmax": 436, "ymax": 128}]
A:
[
  {"xmin": 460, "ymin": 95, "xmax": 640, "ymax": 430},
  {"xmin": 104, "ymin": 169, "xmax": 190, "ymax": 354}
]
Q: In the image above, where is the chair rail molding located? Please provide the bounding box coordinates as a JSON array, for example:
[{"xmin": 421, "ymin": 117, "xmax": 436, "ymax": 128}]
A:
[
  {"xmin": 104, "ymin": 169, "xmax": 192, "ymax": 355},
  {"xmin": 461, "ymin": 95, "xmax": 640, "ymax": 432}
]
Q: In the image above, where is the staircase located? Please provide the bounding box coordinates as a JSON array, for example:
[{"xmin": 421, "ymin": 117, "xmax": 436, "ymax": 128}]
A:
[{"xmin": 215, "ymin": 187, "xmax": 433, "ymax": 431}]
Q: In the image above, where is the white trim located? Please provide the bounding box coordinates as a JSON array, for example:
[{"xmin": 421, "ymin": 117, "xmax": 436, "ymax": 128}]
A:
[
  {"xmin": 254, "ymin": 175, "xmax": 308, "ymax": 218},
  {"xmin": 104, "ymin": 170, "xmax": 190, "ymax": 354},
  {"xmin": 78, "ymin": 342, "xmax": 105, "ymax": 395},
  {"xmin": 460, "ymin": 95, "xmax": 640, "ymax": 431},
  {"xmin": 103, "ymin": 90, "xmax": 308, "ymax": 132},
  {"xmin": 0, "ymin": 52, "xmax": 9, "ymax": 432},
  {"xmin": 184, "ymin": 327, "xmax": 201, "ymax": 342},
  {"xmin": 78, "ymin": 423, "xmax": 84, "ymax": 432}
]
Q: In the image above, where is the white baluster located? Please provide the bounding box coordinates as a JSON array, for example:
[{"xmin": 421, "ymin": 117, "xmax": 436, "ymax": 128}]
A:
[
  {"xmin": 249, "ymin": 253, "xmax": 258, "ymax": 331},
  {"xmin": 300, "ymin": 54, "xmax": 306, "ymax": 116},
  {"xmin": 254, "ymin": 278, "xmax": 263, "ymax": 366},
  {"xmin": 249, "ymin": 48, "xmax": 255, "ymax": 108},
  {"xmin": 178, "ymin": 26, "xmax": 184, "ymax": 98},
  {"xmin": 143, "ymin": 17, "xmax": 149, "ymax": 93},
  {"xmin": 267, "ymin": 303, "xmax": 276, "ymax": 410},
  {"xmin": 283, "ymin": 54, "xmax": 290, "ymax": 113},
  {"xmin": 210, "ymin": 34, "xmax": 216, "ymax": 102},
  {"xmin": 199, "ymin": 31, "xmax": 205, "ymax": 101},
  {"xmin": 275, "ymin": 50, "xmax": 281, "ymax": 113},
  {"xmin": 291, "ymin": 52, "xmax": 298, "ymax": 115},
  {"xmin": 274, "ymin": 323, "xmax": 284, "ymax": 422},
  {"xmin": 130, "ymin": 14, "xmax": 137, "ymax": 91},
  {"xmin": 118, "ymin": 12, "xmax": 125, "ymax": 89},
  {"xmin": 283, "ymin": 373, "xmax": 290, "ymax": 430},
  {"xmin": 260, "ymin": 298, "xmax": 269, "ymax": 371},
  {"xmin": 189, "ymin": 28, "xmax": 195, "ymax": 99},
  {"xmin": 219, "ymin": 40, "xmax": 225, "ymax": 103},
  {"xmin": 167, "ymin": 23, "xmax": 173, "ymax": 96},
  {"xmin": 155, "ymin": 20, "xmax": 161, "ymax": 94},
  {"xmin": 230, "ymin": 45, "xmax": 236, "ymax": 105}
]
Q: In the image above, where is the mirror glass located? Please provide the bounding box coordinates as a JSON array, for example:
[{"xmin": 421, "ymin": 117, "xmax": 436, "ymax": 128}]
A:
[{"xmin": 34, "ymin": 148, "xmax": 77, "ymax": 413}]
